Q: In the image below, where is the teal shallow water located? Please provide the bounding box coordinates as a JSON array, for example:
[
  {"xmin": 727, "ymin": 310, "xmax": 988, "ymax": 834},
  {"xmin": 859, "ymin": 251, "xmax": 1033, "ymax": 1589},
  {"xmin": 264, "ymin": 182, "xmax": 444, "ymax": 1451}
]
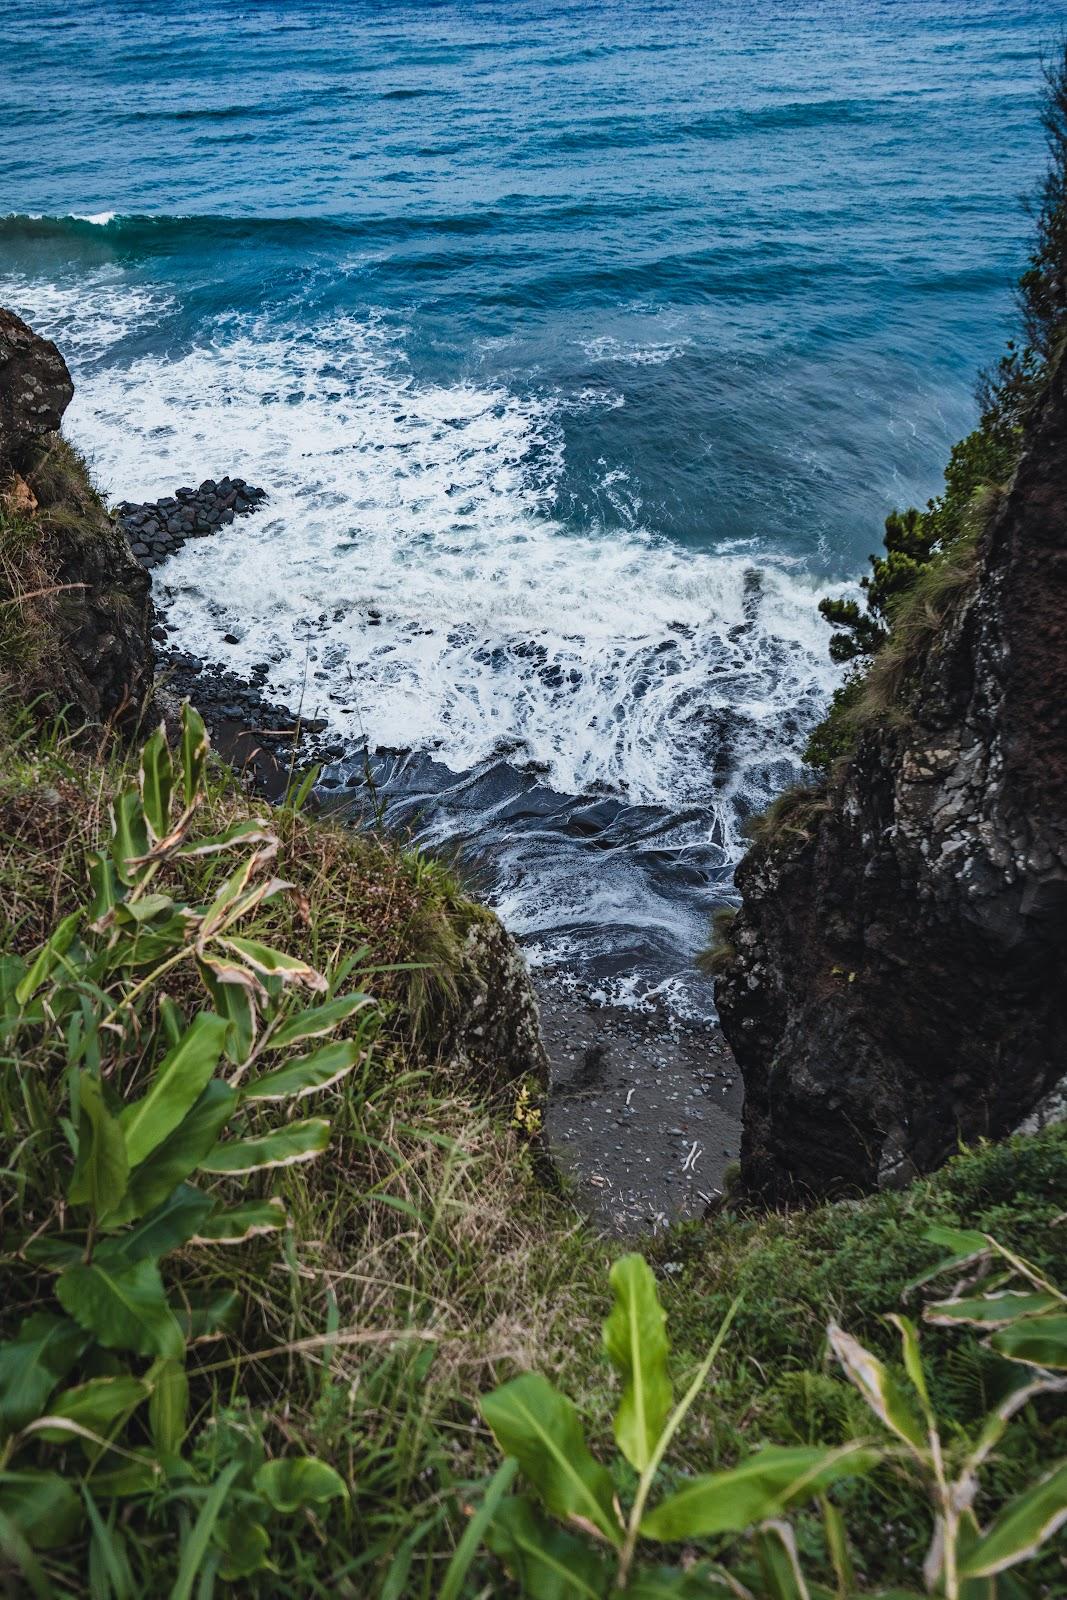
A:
[{"xmin": 0, "ymin": 0, "xmax": 1057, "ymax": 1012}]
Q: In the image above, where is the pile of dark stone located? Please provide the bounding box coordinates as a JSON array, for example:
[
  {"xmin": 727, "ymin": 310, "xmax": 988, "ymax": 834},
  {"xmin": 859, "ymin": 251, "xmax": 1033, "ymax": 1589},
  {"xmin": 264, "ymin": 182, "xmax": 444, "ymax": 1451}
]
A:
[
  {"xmin": 155, "ymin": 644, "xmax": 347, "ymax": 793},
  {"xmin": 115, "ymin": 477, "xmax": 267, "ymax": 568}
]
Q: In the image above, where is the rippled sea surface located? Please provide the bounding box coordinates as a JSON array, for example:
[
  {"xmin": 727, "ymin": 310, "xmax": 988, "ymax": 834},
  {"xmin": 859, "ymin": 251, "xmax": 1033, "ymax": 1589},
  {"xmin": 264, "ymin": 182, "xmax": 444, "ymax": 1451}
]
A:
[{"xmin": 0, "ymin": 0, "xmax": 1057, "ymax": 1014}]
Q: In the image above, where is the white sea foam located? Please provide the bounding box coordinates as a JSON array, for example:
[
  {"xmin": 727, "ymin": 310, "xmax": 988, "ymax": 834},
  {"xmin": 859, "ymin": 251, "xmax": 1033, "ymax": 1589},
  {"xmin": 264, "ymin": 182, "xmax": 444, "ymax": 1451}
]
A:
[
  {"xmin": 580, "ymin": 333, "xmax": 689, "ymax": 366},
  {"xmin": 1, "ymin": 271, "xmax": 172, "ymax": 360},
  {"xmin": 8, "ymin": 279, "xmax": 842, "ymax": 868}
]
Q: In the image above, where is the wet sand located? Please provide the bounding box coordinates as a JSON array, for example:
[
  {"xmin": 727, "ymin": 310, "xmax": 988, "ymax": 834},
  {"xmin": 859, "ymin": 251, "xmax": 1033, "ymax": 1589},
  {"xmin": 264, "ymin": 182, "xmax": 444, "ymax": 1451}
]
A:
[{"xmin": 536, "ymin": 976, "xmax": 743, "ymax": 1233}]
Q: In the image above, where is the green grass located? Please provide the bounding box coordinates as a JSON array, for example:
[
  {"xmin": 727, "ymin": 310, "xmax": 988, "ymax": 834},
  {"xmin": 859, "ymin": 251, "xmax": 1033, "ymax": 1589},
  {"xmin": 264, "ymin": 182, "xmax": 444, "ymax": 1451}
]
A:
[{"xmin": 0, "ymin": 709, "xmax": 1064, "ymax": 1596}]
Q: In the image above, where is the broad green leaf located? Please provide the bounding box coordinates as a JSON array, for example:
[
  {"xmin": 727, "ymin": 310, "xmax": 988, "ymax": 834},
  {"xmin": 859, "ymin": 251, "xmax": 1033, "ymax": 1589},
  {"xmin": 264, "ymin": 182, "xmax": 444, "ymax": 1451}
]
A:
[
  {"xmin": 925, "ymin": 1292, "xmax": 1060, "ymax": 1328},
  {"xmin": 111, "ymin": 894, "xmax": 177, "ymax": 926},
  {"xmin": 197, "ymin": 959, "xmax": 257, "ymax": 1064},
  {"xmin": 68, "ymin": 1072, "xmax": 129, "ymax": 1220},
  {"xmin": 906, "ymin": 1226, "xmax": 992, "ymax": 1291},
  {"xmin": 139, "ymin": 724, "xmax": 174, "ymax": 841},
  {"xmin": 104, "ymin": 913, "xmax": 195, "ymax": 970},
  {"xmin": 485, "ymin": 1495, "xmax": 612, "ymax": 1600},
  {"xmin": 193, "ymin": 1197, "xmax": 287, "ymax": 1244},
  {"xmin": 218, "ymin": 936, "xmax": 327, "ymax": 992},
  {"xmin": 200, "ymin": 1117, "xmax": 331, "ymax": 1174},
  {"xmin": 111, "ymin": 790, "xmax": 150, "ymax": 885},
  {"xmin": 120, "ymin": 1012, "xmax": 230, "ymax": 1169},
  {"xmin": 197, "ymin": 855, "xmax": 261, "ymax": 937},
  {"xmin": 176, "ymin": 817, "xmax": 277, "ymax": 859},
  {"xmin": 960, "ymin": 1461, "xmax": 1067, "ymax": 1577},
  {"xmin": 243, "ymin": 1040, "xmax": 361, "ymax": 1102},
  {"xmin": 827, "ymin": 1324, "xmax": 926, "ymax": 1452},
  {"xmin": 159, "ymin": 995, "xmax": 186, "ymax": 1046},
  {"xmin": 268, "ymin": 992, "xmax": 375, "ymax": 1050},
  {"xmin": 214, "ymin": 1512, "xmax": 271, "ymax": 1581},
  {"xmin": 254, "ymin": 1455, "xmax": 347, "ymax": 1514},
  {"xmin": 56, "ymin": 1259, "xmax": 184, "ymax": 1360},
  {"xmin": 14, "ymin": 911, "xmax": 81, "ymax": 1005},
  {"xmin": 177, "ymin": 1289, "xmax": 240, "ymax": 1345},
  {"xmin": 148, "ymin": 1356, "xmax": 189, "ymax": 1455},
  {"xmin": 887, "ymin": 1314, "xmax": 933, "ymax": 1427},
  {"xmin": 33, "ymin": 1375, "xmax": 148, "ymax": 1447},
  {"xmin": 0, "ymin": 1470, "xmax": 82, "ymax": 1550},
  {"xmin": 21, "ymin": 1237, "xmax": 84, "ymax": 1270},
  {"xmin": 481, "ymin": 1373, "xmax": 621, "ymax": 1545},
  {"xmin": 88, "ymin": 851, "xmax": 121, "ymax": 923},
  {"xmin": 97, "ymin": 1184, "xmax": 214, "ymax": 1266},
  {"xmin": 180, "ymin": 702, "xmax": 209, "ymax": 810},
  {"xmin": 602, "ymin": 1253, "xmax": 672, "ymax": 1472},
  {"xmin": 0, "ymin": 1314, "xmax": 86, "ymax": 1436},
  {"xmin": 991, "ymin": 1314, "xmax": 1067, "ymax": 1370},
  {"xmin": 80, "ymin": 1462, "xmax": 161, "ymax": 1497},
  {"xmin": 107, "ymin": 1079, "xmax": 236, "ymax": 1224},
  {"xmin": 640, "ymin": 1444, "xmax": 877, "ymax": 1542}
]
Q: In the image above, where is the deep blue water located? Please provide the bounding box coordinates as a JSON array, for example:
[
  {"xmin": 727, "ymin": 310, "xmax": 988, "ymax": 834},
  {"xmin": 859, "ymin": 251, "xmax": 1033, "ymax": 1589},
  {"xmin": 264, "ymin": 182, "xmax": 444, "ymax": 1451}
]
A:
[{"xmin": 0, "ymin": 0, "xmax": 1059, "ymax": 1013}]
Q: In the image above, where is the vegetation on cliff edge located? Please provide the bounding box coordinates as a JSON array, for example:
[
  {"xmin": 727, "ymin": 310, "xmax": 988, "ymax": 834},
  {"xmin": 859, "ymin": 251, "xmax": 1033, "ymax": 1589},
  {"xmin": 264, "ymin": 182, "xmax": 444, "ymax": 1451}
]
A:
[
  {"xmin": 0, "ymin": 698, "xmax": 1063, "ymax": 1595},
  {"xmin": 805, "ymin": 47, "xmax": 1067, "ymax": 776}
]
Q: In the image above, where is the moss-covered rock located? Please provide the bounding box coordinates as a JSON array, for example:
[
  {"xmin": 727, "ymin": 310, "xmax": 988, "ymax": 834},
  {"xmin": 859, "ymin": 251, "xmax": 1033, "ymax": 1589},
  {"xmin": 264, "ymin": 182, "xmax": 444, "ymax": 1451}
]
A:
[{"xmin": 0, "ymin": 307, "xmax": 154, "ymax": 732}]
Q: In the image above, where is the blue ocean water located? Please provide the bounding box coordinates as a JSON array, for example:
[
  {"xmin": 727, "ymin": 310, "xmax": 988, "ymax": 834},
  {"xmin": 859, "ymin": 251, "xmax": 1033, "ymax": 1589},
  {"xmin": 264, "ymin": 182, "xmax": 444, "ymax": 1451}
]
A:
[{"xmin": 0, "ymin": 0, "xmax": 1058, "ymax": 1013}]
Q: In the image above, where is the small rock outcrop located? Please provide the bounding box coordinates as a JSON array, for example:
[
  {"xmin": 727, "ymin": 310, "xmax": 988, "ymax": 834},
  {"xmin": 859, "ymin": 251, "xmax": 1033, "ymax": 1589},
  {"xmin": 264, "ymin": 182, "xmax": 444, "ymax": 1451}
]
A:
[
  {"xmin": 0, "ymin": 307, "xmax": 74, "ymax": 475},
  {"xmin": 445, "ymin": 914, "xmax": 550, "ymax": 1099},
  {"xmin": 717, "ymin": 355, "xmax": 1067, "ymax": 1204},
  {"xmin": 117, "ymin": 477, "xmax": 267, "ymax": 569},
  {"xmin": 0, "ymin": 306, "xmax": 154, "ymax": 730}
]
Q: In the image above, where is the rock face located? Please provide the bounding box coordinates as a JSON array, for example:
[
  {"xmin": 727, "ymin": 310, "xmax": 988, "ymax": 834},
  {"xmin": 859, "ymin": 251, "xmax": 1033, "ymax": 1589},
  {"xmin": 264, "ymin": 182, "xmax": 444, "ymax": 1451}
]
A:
[
  {"xmin": 0, "ymin": 308, "xmax": 74, "ymax": 474},
  {"xmin": 717, "ymin": 355, "xmax": 1067, "ymax": 1204},
  {"xmin": 0, "ymin": 307, "xmax": 154, "ymax": 729},
  {"xmin": 445, "ymin": 914, "xmax": 550, "ymax": 1100}
]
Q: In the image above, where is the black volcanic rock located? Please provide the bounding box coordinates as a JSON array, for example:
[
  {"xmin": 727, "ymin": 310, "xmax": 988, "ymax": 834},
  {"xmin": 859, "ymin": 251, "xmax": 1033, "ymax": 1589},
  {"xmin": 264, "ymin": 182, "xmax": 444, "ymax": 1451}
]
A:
[
  {"xmin": 0, "ymin": 306, "xmax": 154, "ymax": 730},
  {"xmin": 717, "ymin": 356, "xmax": 1067, "ymax": 1203},
  {"xmin": 0, "ymin": 307, "xmax": 74, "ymax": 475}
]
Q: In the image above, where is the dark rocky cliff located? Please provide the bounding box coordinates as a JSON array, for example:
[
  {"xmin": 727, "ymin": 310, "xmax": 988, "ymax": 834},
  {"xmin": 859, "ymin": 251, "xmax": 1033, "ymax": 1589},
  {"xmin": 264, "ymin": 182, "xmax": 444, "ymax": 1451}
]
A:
[
  {"xmin": 0, "ymin": 307, "xmax": 154, "ymax": 729},
  {"xmin": 717, "ymin": 354, "xmax": 1067, "ymax": 1204}
]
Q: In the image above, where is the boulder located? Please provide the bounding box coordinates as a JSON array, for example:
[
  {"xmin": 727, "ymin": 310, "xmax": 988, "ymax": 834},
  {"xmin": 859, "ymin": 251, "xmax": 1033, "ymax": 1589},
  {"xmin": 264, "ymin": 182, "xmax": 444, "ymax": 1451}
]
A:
[{"xmin": 0, "ymin": 308, "xmax": 74, "ymax": 475}]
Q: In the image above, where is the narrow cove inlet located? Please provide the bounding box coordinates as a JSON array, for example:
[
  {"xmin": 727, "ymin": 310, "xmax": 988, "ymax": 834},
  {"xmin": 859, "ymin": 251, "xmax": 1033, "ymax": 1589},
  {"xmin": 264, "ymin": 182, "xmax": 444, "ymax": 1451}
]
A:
[
  {"xmin": 2, "ymin": 2, "xmax": 1066, "ymax": 1593},
  {"xmin": 1, "ymin": 0, "xmax": 1046, "ymax": 1229}
]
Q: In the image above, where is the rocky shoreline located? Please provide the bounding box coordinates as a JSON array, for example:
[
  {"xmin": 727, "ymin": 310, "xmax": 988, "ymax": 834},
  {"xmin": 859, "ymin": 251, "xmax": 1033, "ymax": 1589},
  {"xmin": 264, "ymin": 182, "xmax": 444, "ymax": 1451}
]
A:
[
  {"xmin": 129, "ymin": 474, "xmax": 743, "ymax": 1232},
  {"xmin": 129, "ymin": 476, "xmax": 348, "ymax": 792}
]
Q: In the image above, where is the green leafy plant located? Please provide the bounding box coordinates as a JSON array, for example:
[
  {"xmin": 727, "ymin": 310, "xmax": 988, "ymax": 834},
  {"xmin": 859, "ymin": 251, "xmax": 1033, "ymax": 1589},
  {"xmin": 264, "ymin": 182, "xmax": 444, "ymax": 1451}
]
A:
[
  {"xmin": 474, "ymin": 1256, "xmax": 876, "ymax": 1598},
  {"xmin": 0, "ymin": 704, "xmax": 376, "ymax": 1580},
  {"xmin": 470, "ymin": 1236, "xmax": 1067, "ymax": 1598},
  {"xmin": 818, "ymin": 509, "xmax": 938, "ymax": 665}
]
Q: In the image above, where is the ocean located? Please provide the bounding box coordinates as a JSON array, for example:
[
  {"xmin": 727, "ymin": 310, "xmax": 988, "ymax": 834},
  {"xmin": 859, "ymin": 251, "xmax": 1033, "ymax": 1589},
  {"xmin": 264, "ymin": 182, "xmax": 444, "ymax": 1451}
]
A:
[{"xmin": 0, "ymin": 0, "xmax": 1056, "ymax": 1016}]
